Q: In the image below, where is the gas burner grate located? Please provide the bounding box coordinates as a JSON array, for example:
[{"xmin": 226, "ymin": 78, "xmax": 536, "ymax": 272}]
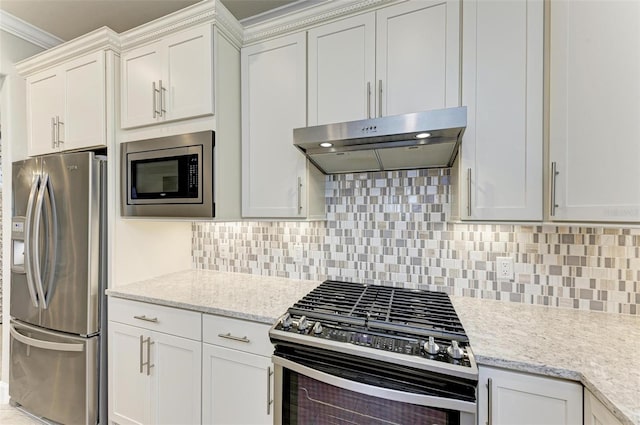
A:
[{"xmin": 289, "ymin": 280, "xmax": 469, "ymax": 342}]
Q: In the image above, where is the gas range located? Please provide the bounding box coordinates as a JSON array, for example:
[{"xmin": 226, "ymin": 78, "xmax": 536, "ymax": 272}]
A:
[{"xmin": 270, "ymin": 280, "xmax": 478, "ymax": 381}]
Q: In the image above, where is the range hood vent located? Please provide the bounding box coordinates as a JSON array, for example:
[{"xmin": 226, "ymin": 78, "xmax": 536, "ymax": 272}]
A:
[{"xmin": 293, "ymin": 107, "xmax": 466, "ymax": 174}]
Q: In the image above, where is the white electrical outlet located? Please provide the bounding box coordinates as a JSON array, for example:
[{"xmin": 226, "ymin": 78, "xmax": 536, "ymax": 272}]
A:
[
  {"xmin": 293, "ymin": 244, "xmax": 304, "ymax": 263},
  {"xmin": 496, "ymin": 256, "xmax": 514, "ymax": 280},
  {"xmin": 219, "ymin": 240, "xmax": 230, "ymax": 259}
]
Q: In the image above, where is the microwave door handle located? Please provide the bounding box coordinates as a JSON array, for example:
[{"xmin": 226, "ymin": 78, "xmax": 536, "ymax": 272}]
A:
[
  {"xmin": 32, "ymin": 173, "xmax": 49, "ymax": 309},
  {"xmin": 24, "ymin": 174, "xmax": 41, "ymax": 308},
  {"xmin": 43, "ymin": 175, "xmax": 58, "ymax": 307}
]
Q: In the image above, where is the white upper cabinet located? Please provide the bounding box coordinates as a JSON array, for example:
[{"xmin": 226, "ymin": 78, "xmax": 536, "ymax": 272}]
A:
[
  {"xmin": 549, "ymin": 0, "xmax": 640, "ymax": 222},
  {"xmin": 26, "ymin": 69, "xmax": 63, "ymax": 156},
  {"xmin": 24, "ymin": 49, "xmax": 110, "ymax": 156},
  {"xmin": 307, "ymin": 0, "xmax": 460, "ymax": 126},
  {"xmin": 121, "ymin": 24, "xmax": 214, "ymax": 129},
  {"xmin": 308, "ymin": 13, "xmax": 376, "ymax": 125},
  {"xmin": 376, "ymin": 0, "xmax": 460, "ymax": 115},
  {"xmin": 62, "ymin": 52, "xmax": 107, "ymax": 151},
  {"xmin": 242, "ymin": 32, "xmax": 325, "ymax": 219},
  {"xmin": 458, "ymin": 0, "xmax": 543, "ymax": 221}
]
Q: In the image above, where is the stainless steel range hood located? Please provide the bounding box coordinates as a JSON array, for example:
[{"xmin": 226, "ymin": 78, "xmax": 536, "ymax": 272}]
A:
[{"xmin": 293, "ymin": 107, "xmax": 466, "ymax": 174}]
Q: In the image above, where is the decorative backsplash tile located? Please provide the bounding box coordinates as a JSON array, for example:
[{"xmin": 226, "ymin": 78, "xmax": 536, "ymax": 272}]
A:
[{"xmin": 192, "ymin": 169, "xmax": 640, "ymax": 315}]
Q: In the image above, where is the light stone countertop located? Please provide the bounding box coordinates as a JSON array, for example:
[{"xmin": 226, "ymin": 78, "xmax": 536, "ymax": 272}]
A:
[
  {"xmin": 451, "ymin": 296, "xmax": 640, "ymax": 425},
  {"xmin": 107, "ymin": 270, "xmax": 639, "ymax": 425},
  {"xmin": 106, "ymin": 269, "xmax": 320, "ymax": 324}
]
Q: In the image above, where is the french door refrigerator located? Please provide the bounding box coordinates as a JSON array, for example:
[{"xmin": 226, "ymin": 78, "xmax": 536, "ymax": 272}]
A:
[{"xmin": 9, "ymin": 152, "xmax": 107, "ymax": 425}]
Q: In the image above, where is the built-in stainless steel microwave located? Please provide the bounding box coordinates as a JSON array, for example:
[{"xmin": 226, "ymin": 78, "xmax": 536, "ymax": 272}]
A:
[{"xmin": 121, "ymin": 131, "xmax": 214, "ymax": 218}]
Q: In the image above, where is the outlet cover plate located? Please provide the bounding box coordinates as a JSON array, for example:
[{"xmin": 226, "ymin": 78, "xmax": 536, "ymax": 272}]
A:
[{"xmin": 496, "ymin": 256, "xmax": 514, "ymax": 280}]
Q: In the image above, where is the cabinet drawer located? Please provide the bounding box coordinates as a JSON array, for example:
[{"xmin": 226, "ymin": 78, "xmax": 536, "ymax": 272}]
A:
[
  {"xmin": 109, "ymin": 297, "xmax": 201, "ymax": 340},
  {"xmin": 203, "ymin": 314, "xmax": 272, "ymax": 357}
]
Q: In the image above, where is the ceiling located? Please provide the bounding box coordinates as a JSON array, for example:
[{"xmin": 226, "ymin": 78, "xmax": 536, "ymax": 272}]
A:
[{"xmin": 0, "ymin": 0, "xmax": 299, "ymax": 42}]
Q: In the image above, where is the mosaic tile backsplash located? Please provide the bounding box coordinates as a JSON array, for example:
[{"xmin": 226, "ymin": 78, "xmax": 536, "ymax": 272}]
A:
[{"xmin": 192, "ymin": 169, "xmax": 640, "ymax": 315}]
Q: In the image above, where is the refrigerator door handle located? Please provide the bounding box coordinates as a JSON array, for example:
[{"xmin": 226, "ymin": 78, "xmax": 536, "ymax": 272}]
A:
[
  {"xmin": 43, "ymin": 173, "xmax": 58, "ymax": 307},
  {"xmin": 24, "ymin": 174, "xmax": 41, "ymax": 308},
  {"xmin": 33, "ymin": 173, "xmax": 50, "ymax": 309},
  {"xmin": 10, "ymin": 324, "xmax": 84, "ymax": 352}
]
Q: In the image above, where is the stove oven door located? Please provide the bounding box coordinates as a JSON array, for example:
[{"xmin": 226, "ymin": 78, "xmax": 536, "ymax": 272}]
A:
[{"xmin": 273, "ymin": 351, "xmax": 477, "ymax": 425}]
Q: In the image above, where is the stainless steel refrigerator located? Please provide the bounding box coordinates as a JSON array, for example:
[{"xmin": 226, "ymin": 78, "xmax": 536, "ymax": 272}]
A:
[{"xmin": 9, "ymin": 152, "xmax": 107, "ymax": 424}]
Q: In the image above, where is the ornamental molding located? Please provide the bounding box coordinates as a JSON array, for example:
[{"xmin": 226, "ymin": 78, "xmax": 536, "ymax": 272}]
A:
[
  {"xmin": 0, "ymin": 10, "xmax": 63, "ymax": 49},
  {"xmin": 15, "ymin": 27, "xmax": 120, "ymax": 76},
  {"xmin": 119, "ymin": 0, "xmax": 242, "ymax": 51},
  {"xmin": 242, "ymin": 0, "xmax": 395, "ymax": 45}
]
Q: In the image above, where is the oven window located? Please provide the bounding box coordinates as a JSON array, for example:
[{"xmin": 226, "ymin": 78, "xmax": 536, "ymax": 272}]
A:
[
  {"xmin": 283, "ymin": 369, "xmax": 460, "ymax": 425},
  {"xmin": 130, "ymin": 153, "xmax": 199, "ymax": 200}
]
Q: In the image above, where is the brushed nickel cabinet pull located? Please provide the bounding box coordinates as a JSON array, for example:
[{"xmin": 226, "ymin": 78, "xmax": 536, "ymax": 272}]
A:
[
  {"xmin": 550, "ymin": 161, "xmax": 559, "ymax": 216},
  {"xmin": 159, "ymin": 79, "xmax": 166, "ymax": 116},
  {"xmin": 467, "ymin": 168, "xmax": 472, "ymax": 217},
  {"xmin": 51, "ymin": 117, "xmax": 56, "ymax": 148},
  {"xmin": 146, "ymin": 337, "xmax": 154, "ymax": 376},
  {"xmin": 152, "ymin": 81, "xmax": 160, "ymax": 118},
  {"xmin": 267, "ymin": 366, "xmax": 274, "ymax": 415},
  {"xmin": 367, "ymin": 82, "xmax": 372, "ymax": 119},
  {"xmin": 297, "ymin": 177, "xmax": 303, "ymax": 214},
  {"xmin": 139, "ymin": 335, "xmax": 144, "ymax": 374},
  {"xmin": 487, "ymin": 377, "xmax": 493, "ymax": 425},
  {"xmin": 133, "ymin": 315, "xmax": 158, "ymax": 323},
  {"xmin": 56, "ymin": 116, "xmax": 63, "ymax": 146},
  {"xmin": 378, "ymin": 79, "xmax": 383, "ymax": 117},
  {"xmin": 217, "ymin": 332, "xmax": 250, "ymax": 343}
]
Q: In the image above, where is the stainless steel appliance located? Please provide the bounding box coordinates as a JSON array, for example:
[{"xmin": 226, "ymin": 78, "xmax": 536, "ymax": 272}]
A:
[
  {"xmin": 293, "ymin": 107, "xmax": 466, "ymax": 174},
  {"xmin": 10, "ymin": 152, "xmax": 107, "ymax": 425},
  {"xmin": 270, "ymin": 280, "xmax": 478, "ymax": 425},
  {"xmin": 121, "ymin": 131, "xmax": 214, "ymax": 218}
]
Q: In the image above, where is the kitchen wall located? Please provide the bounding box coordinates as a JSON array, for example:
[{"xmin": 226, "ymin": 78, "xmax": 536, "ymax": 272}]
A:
[{"xmin": 193, "ymin": 168, "xmax": 639, "ymax": 315}]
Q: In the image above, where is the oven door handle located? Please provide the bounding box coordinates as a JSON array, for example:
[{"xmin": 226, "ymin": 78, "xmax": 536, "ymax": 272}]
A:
[{"xmin": 272, "ymin": 356, "xmax": 477, "ymax": 414}]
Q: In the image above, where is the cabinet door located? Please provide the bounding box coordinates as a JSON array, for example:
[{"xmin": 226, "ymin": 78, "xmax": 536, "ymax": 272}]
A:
[
  {"xmin": 150, "ymin": 331, "xmax": 202, "ymax": 425},
  {"xmin": 61, "ymin": 51, "xmax": 106, "ymax": 151},
  {"xmin": 549, "ymin": 0, "xmax": 640, "ymax": 222},
  {"xmin": 121, "ymin": 41, "xmax": 163, "ymax": 128},
  {"xmin": 241, "ymin": 32, "xmax": 309, "ymax": 218},
  {"xmin": 203, "ymin": 344, "xmax": 273, "ymax": 425},
  {"xmin": 376, "ymin": 0, "xmax": 460, "ymax": 116},
  {"xmin": 308, "ymin": 13, "xmax": 375, "ymax": 125},
  {"xmin": 26, "ymin": 70, "xmax": 63, "ymax": 156},
  {"xmin": 164, "ymin": 24, "xmax": 214, "ymax": 122},
  {"xmin": 460, "ymin": 0, "xmax": 543, "ymax": 221},
  {"xmin": 478, "ymin": 367, "xmax": 582, "ymax": 425},
  {"xmin": 108, "ymin": 322, "xmax": 151, "ymax": 425},
  {"xmin": 584, "ymin": 388, "xmax": 623, "ymax": 425}
]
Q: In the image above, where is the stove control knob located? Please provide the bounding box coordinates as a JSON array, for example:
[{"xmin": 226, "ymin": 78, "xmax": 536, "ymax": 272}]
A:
[
  {"xmin": 312, "ymin": 321, "xmax": 323, "ymax": 335},
  {"xmin": 447, "ymin": 340, "xmax": 465, "ymax": 360},
  {"xmin": 297, "ymin": 315, "xmax": 309, "ymax": 331},
  {"xmin": 280, "ymin": 313, "xmax": 293, "ymax": 329},
  {"xmin": 424, "ymin": 336, "xmax": 440, "ymax": 355}
]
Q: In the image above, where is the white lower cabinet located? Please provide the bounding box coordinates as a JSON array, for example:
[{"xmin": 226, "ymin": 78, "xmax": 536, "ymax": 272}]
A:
[
  {"xmin": 584, "ymin": 388, "xmax": 623, "ymax": 425},
  {"xmin": 202, "ymin": 314, "xmax": 273, "ymax": 425},
  {"xmin": 477, "ymin": 366, "xmax": 583, "ymax": 425},
  {"xmin": 202, "ymin": 345, "xmax": 273, "ymax": 424},
  {"xmin": 108, "ymin": 298, "xmax": 202, "ymax": 425}
]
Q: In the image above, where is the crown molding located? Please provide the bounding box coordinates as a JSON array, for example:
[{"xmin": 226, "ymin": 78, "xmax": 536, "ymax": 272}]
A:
[
  {"xmin": 242, "ymin": 0, "xmax": 395, "ymax": 45},
  {"xmin": 119, "ymin": 0, "xmax": 242, "ymax": 51},
  {"xmin": 0, "ymin": 10, "xmax": 64, "ymax": 49},
  {"xmin": 15, "ymin": 27, "xmax": 120, "ymax": 76}
]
